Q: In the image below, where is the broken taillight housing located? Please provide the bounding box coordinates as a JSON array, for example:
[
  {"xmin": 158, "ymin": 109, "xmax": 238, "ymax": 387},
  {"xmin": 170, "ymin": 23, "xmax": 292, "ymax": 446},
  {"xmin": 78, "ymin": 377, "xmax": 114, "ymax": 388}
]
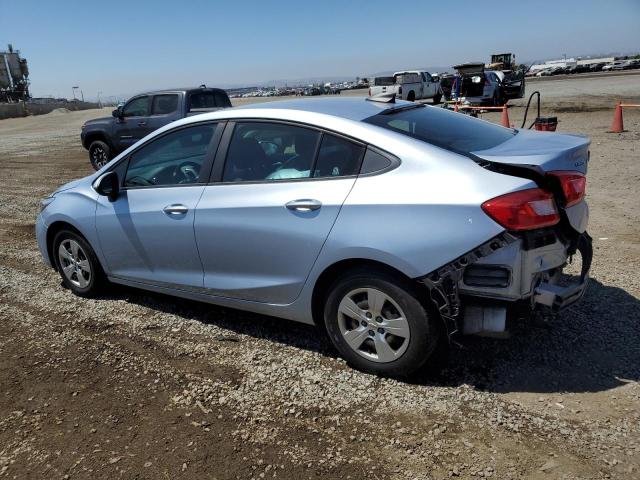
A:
[
  {"xmin": 481, "ymin": 188, "xmax": 560, "ymax": 231},
  {"xmin": 548, "ymin": 171, "xmax": 586, "ymax": 207}
]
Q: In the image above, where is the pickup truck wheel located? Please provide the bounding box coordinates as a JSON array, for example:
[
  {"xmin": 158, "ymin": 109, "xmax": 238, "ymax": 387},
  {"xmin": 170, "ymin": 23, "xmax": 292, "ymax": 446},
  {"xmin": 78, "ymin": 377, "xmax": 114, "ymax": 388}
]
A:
[
  {"xmin": 432, "ymin": 92, "xmax": 442, "ymax": 104},
  {"xmin": 89, "ymin": 140, "xmax": 111, "ymax": 170},
  {"xmin": 406, "ymin": 91, "xmax": 415, "ymax": 102},
  {"xmin": 324, "ymin": 268, "xmax": 440, "ymax": 378}
]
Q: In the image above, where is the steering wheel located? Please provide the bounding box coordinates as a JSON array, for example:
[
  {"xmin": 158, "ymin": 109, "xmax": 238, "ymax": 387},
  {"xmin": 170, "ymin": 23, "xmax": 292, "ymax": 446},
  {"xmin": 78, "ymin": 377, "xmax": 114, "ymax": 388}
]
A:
[
  {"xmin": 126, "ymin": 175, "xmax": 156, "ymax": 187},
  {"xmin": 174, "ymin": 161, "xmax": 200, "ymax": 184}
]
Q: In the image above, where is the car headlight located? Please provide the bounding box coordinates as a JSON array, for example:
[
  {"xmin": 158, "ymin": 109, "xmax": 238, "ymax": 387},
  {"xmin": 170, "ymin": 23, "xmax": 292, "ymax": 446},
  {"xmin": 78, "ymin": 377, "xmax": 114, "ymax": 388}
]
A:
[{"xmin": 39, "ymin": 196, "xmax": 56, "ymax": 213}]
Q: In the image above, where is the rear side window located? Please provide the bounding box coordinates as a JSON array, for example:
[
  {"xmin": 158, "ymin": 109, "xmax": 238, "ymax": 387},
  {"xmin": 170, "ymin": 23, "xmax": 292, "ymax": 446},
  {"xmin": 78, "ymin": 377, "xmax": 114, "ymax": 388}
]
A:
[
  {"xmin": 223, "ymin": 122, "xmax": 320, "ymax": 182},
  {"xmin": 188, "ymin": 90, "xmax": 232, "ymax": 111},
  {"xmin": 363, "ymin": 105, "xmax": 516, "ymax": 155},
  {"xmin": 313, "ymin": 134, "xmax": 364, "ymax": 178},
  {"xmin": 152, "ymin": 94, "xmax": 178, "ymax": 115}
]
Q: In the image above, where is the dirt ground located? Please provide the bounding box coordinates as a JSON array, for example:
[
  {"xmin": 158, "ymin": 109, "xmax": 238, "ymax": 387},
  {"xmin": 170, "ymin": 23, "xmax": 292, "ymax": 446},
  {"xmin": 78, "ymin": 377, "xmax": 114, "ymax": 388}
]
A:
[{"xmin": 0, "ymin": 75, "xmax": 639, "ymax": 479}]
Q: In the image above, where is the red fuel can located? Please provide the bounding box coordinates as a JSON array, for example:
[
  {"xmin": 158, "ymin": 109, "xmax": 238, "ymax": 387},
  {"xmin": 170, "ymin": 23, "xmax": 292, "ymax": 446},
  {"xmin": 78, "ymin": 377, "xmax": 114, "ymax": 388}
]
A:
[{"xmin": 534, "ymin": 117, "xmax": 558, "ymax": 132}]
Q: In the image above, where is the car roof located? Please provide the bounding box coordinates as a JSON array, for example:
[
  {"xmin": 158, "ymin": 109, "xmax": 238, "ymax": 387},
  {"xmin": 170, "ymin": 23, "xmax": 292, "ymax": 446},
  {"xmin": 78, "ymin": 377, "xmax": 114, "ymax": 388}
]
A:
[
  {"xmin": 132, "ymin": 87, "xmax": 227, "ymax": 97},
  {"xmin": 232, "ymin": 97, "xmax": 415, "ymax": 122}
]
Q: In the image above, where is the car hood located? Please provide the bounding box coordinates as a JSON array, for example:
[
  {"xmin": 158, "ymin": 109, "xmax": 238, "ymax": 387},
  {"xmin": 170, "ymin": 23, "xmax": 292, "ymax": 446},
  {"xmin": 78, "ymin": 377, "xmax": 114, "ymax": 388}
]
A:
[
  {"xmin": 471, "ymin": 129, "xmax": 590, "ymax": 175},
  {"xmin": 83, "ymin": 116, "xmax": 113, "ymax": 126},
  {"xmin": 52, "ymin": 174, "xmax": 97, "ymax": 195}
]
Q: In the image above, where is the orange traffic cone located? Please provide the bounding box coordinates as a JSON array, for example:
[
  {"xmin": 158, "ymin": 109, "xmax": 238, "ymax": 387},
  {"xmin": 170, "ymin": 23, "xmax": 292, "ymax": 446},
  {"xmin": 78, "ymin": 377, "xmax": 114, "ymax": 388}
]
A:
[
  {"xmin": 610, "ymin": 102, "xmax": 625, "ymax": 133},
  {"xmin": 501, "ymin": 102, "xmax": 511, "ymax": 128}
]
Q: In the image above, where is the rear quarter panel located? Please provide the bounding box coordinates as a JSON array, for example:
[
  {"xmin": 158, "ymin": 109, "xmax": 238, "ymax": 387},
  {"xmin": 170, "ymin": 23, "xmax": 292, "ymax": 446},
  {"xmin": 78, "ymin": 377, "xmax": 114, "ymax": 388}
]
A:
[{"xmin": 311, "ymin": 137, "xmax": 537, "ymax": 280}]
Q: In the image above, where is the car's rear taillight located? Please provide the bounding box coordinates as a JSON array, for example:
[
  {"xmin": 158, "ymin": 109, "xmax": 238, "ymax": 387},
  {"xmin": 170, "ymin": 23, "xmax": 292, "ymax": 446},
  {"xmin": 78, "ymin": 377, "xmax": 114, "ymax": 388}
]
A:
[
  {"xmin": 548, "ymin": 171, "xmax": 586, "ymax": 207},
  {"xmin": 481, "ymin": 188, "xmax": 560, "ymax": 231}
]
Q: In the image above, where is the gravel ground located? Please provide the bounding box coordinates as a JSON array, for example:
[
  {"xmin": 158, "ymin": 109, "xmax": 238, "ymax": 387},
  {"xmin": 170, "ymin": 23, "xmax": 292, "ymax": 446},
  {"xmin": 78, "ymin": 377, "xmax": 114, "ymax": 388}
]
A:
[{"xmin": 0, "ymin": 75, "xmax": 639, "ymax": 479}]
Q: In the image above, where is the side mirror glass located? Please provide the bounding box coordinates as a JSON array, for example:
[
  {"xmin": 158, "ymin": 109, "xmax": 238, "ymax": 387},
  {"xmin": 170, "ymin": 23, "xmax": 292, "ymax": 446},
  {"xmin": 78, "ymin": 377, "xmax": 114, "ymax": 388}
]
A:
[
  {"xmin": 95, "ymin": 171, "xmax": 120, "ymax": 201},
  {"xmin": 112, "ymin": 108, "xmax": 122, "ymax": 118}
]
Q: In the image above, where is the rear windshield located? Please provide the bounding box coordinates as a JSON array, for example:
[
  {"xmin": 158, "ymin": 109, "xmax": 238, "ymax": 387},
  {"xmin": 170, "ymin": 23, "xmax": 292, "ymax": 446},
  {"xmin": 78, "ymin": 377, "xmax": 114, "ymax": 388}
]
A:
[
  {"xmin": 363, "ymin": 105, "xmax": 516, "ymax": 155},
  {"xmin": 374, "ymin": 76, "xmax": 395, "ymax": 86},
  {"xmin": 188, "ymin": 90, "xmax": 232, "ymax": 111}
]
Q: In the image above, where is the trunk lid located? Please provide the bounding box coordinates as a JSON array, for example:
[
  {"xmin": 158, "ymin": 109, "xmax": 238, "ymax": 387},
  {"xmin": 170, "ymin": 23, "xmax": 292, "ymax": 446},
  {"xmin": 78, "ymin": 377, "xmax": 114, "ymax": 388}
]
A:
[
  {"xmin": 472, "ymin": 130, "xmax": 590, "ymax": 233},
  {"xmin": 471, "ymin": 130, "xmax": 590, "ymax": 175}
]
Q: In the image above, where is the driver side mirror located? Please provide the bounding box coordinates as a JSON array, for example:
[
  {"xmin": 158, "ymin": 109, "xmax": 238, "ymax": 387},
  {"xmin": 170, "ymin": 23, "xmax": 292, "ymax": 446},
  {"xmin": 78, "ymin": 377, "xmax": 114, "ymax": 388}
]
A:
[
  {"xmin": 95, "ymin": 171, "xmax": 120, "ymax": 202},
  {"xmin": 112, "ymin": 108, "xmax": 123, "ymax": 118}
]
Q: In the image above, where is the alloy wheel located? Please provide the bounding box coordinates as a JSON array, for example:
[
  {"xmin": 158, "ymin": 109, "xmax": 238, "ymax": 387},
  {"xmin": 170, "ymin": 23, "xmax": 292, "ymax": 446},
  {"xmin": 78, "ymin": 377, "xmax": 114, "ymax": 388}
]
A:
[
  {"xmin": 337, "ymin": 288, "xmax": 410, "ymax": 363},
  {"xmin": 58, "ymin": 239, "xmax": 91, "ymax": 288},
  {"xmin": 92, "ymin": 146, "xmax": 108, "ymax": 168}
]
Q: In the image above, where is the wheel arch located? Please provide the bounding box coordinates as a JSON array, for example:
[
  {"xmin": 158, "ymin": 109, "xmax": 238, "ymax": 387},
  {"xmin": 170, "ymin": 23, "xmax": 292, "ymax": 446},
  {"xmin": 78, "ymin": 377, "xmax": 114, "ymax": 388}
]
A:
[
  {"xmin": 83, "ymin": 131, "xmax": 112, "ymax": 150},
  {"xmin": 46, "ymin": 221, "xmax": 92, "ymax": 272},
  {"xmin": 310, "ymin": 258, "xmax": 435, "ymax": 327}
]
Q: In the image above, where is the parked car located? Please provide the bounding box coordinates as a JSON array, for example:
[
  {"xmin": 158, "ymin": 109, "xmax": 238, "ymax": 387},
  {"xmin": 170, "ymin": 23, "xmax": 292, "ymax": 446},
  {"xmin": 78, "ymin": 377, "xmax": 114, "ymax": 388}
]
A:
[
  {"xmin": 37, "ymin": 97, "xmax": 591, "ymax": 377},
  {"xmin": 603, "ymin": 61, "xmax": 625, "ymax": 71},
  {"xmin": 369, "ymin": 70, "xmax": 442, "ymax": 103},
  {"xmin": 440, "ymin": 63, "xmax": 525, "ymax": 105},
  {"xmin": 81, "ymin": 86, "xmax": 232, "ymax": 170}
]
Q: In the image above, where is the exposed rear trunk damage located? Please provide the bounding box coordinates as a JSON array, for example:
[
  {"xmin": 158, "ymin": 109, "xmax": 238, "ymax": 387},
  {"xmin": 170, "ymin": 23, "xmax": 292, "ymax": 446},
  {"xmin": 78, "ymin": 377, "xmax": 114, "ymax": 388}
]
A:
[{"xmin": 421, "ymin": 131, "xmax": 592, "ymax": 338}]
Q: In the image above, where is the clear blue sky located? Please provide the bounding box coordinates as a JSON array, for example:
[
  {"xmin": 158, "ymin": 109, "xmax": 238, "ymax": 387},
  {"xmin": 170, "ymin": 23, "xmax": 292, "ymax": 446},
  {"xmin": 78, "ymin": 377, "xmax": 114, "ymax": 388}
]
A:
[{"xmin": 1, "ymin": 0, "xmax": 638, "ymax": 100}]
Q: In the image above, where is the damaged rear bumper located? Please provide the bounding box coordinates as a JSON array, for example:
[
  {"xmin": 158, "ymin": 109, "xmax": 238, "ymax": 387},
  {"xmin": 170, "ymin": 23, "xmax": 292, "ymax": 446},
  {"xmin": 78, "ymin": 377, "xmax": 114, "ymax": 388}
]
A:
[{"xmin": 419, "ymin": 230, "xmax": 592, "ymax": 336}]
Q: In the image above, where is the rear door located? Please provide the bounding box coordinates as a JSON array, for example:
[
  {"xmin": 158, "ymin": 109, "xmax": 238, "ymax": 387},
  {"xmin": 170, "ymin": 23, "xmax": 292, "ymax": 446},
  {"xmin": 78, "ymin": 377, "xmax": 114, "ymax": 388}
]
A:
[
  {"xmin": 194, "ymin": 121, "xmax": 365, "ymax": 304},
  {"xmin": 112, "ymin": 95, "xmax": 153, "ymax": 151},
  {"xmin": 502, "ymin": 70, "xmax": 526, "ymax": 99},
  {"xmin": 145, "ymin": 93, "xmax": 182, "ymax": 133}
]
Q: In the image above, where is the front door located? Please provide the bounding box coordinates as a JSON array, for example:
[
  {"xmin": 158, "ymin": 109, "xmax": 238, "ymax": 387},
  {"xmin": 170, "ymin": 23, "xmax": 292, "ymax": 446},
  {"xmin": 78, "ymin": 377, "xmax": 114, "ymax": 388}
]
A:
[
  {"xmin": 96, "ymin": 123, "xmax": 219, "ymax": 288},
  {"xmin": 113, "ymin": 95, "xmax": 153, "ymax": 152},
  {"xmin": 194, "ymin": 121, "xmax": 365, "ymax": 304}
]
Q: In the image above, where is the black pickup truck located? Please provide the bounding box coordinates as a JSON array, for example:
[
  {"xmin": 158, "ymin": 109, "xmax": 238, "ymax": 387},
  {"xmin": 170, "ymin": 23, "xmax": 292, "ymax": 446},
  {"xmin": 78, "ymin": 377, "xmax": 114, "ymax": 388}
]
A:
[{"xmin": 81, "ymin": 86, "xmax": 232, "ymax": 170}]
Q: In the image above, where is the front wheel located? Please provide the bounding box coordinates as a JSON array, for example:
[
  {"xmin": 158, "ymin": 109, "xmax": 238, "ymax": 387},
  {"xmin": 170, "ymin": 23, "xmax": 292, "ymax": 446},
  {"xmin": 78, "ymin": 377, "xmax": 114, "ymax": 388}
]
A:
[
  {"xmin": 89, "ymin": 140, "xmax": 111, "ymax": 170},
  {"xmin": 53, "ymin": 229, "xmax": 106, "ymax": 297},
  {"xmin": 324, "ymin": 269, "xmax": 441, "ymax": 377}
]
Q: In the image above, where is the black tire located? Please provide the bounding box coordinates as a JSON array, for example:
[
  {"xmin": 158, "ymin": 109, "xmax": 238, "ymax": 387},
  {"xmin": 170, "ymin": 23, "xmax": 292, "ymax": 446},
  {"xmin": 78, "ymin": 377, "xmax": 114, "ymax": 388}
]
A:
[
  {"xmin": 324, "ymin": 268, "xmax": 441, "ymax": 377},
  {"xmin": 432, "ymin": 92, "xmax": 442, "ymax": 104},
  {"xmin": 406, "ymin": 91, "xmax": 416, "ymax": 102},
  {"xmin": 53, "ymin": 229, "xmax": 106, "ymax": 297},
  {"xmin": 89, "ymin": 140, "xmax": 111, "ymax": 171}
]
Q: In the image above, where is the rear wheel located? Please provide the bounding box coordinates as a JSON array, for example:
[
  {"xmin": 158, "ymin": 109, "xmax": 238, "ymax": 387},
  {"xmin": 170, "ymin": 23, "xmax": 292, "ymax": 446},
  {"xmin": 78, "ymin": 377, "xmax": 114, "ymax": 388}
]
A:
[
  {"xmin": 53, "ymin": 229, "xmax": 106, "ymax": 297},
  {"xmin": 432, "ymin": 92, "xmax": 442, "ymax": 104},
  {"xmin": 324, "ymin": 269, "xmax": 440, "ymax": 377},
  {"xmin": 406, "ymin": 91, "xmax": 416, "ymax": 102},
  {"xmin": 89, "ymin": 140, "xmax": 111, "ymax": 170}
]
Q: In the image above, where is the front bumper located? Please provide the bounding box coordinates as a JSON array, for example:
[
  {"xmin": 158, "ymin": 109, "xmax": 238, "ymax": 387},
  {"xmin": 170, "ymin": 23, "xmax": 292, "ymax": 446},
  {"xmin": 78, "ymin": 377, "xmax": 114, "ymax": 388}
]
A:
[{"xmin": 36, "ymin": 214, "xmax": 52, "ymax": 268}]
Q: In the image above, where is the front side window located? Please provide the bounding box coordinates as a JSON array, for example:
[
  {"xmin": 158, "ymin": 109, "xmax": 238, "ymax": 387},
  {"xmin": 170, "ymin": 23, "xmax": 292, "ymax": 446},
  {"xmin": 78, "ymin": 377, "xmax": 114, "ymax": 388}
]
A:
[
  {"xmin": 124, "ymin": 124, "xmax": 215, "ymax": 187},
  {"xmin": 122, "ymin": 96, "xmax": 150, "ymax": 117},
  {"xmin": 363, "ymin": 105, "xmax": 516, "ymax": 156},
  {"xmin": 223, "ymin": 122, "xmax": 320, "ymax": 182},
  {"xmin": 152, "ymin": 94, "xmax": 179, "ymax": 115}
]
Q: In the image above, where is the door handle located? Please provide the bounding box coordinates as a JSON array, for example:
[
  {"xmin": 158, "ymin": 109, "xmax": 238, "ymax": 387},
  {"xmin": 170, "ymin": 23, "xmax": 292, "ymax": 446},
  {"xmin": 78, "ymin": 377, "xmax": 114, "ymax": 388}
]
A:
[
  {"xmin": 285, "ymin": 199, "xmax": 322, "ymax": 212},
  {"xmin": 163, "ymin": 204, "xmax": 188, "ymax": 215},
  {"xmin": 138, "ymin": 121, "xmax": 147, "ymax": 126}
]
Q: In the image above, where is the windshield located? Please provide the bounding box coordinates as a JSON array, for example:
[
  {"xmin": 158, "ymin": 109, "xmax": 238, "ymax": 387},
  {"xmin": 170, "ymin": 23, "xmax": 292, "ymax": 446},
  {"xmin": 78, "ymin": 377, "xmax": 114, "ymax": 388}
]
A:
[{"xmin": 363, "ymin": 106, "xmax": 516, "ymax": 156}]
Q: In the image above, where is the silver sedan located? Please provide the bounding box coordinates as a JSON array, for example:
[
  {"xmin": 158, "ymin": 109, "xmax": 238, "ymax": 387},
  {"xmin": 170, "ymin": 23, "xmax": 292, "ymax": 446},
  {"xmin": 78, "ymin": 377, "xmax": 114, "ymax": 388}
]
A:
[{"xmin": 36, "ymin": 97, "xmax": 592, "ymax": 377}]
